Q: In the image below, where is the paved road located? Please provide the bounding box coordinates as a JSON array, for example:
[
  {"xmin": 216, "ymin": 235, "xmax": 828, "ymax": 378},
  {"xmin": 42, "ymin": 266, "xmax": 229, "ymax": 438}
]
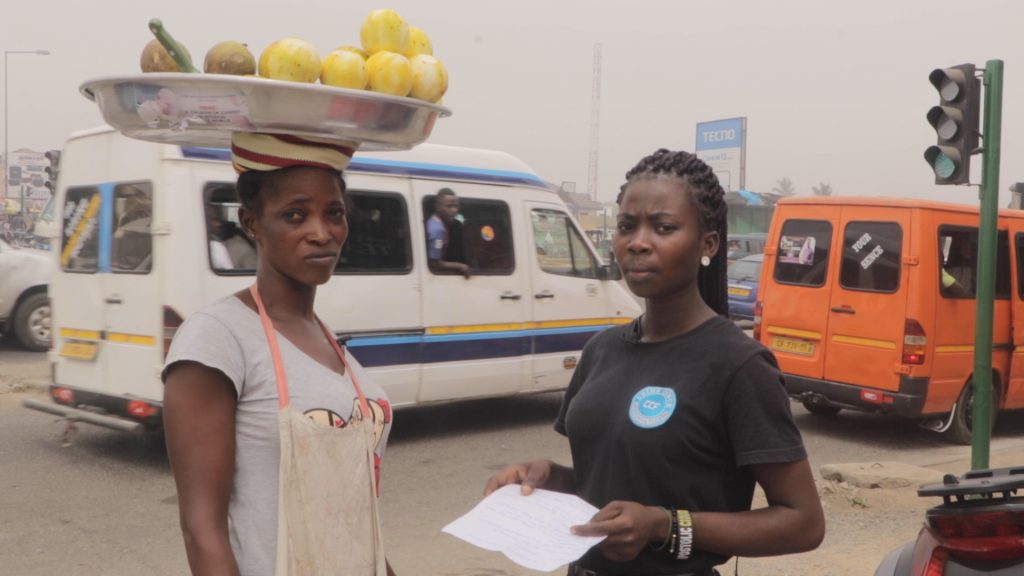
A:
[{"xmin": 3, "ymin": 342, "xmax": 1024, "ymax": 575}]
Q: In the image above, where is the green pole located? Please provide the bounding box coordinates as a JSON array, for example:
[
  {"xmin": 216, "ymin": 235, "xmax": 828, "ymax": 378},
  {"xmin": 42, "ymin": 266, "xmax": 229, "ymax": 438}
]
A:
[{"xmin": 971, "ymin": 59, "xmax": 1003, "ymax": 470}]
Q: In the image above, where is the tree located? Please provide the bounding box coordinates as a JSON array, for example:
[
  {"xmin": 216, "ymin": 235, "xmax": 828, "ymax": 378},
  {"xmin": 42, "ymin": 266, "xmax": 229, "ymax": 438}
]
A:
[
  {"xmin": 812, "ymin": 182, "xmax": 833, "ymax": 196},
  {"xmin": 772, "ymin": 177, "xmax": 796, "ymax": 196}
]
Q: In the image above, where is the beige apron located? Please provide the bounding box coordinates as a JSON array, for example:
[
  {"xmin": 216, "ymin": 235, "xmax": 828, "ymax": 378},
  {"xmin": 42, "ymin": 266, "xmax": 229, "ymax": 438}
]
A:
[{"xmin": 250, "ymin": 285, "xmax": 386, "ymax": 576}]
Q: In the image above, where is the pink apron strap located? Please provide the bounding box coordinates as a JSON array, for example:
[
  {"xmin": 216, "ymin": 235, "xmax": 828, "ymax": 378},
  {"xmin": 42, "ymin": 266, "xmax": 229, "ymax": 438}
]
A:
[
  {"xmin": 250, "ymin": 285, "xmax": 291, "ymax": 409},
  {"xmin": 250, "ymin": 284, "xmax": 372, "ymax": 419},
  {"xmin": 318, "ymin": 319, "xmax": 372, "ymax": 421}
]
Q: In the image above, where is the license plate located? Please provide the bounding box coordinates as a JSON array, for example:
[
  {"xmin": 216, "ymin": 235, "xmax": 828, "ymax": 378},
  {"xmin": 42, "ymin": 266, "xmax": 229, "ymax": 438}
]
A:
[
  {"xmin": 60, "ymin": 340, "xmax": 98, "ymax": 361},
  {"xmin": 728, "ymin": 286, "xmax": 751, "ymax": 297},
  {"xmin": 771, "ymin": 336, "xmax": 815, "ymax": 356}
]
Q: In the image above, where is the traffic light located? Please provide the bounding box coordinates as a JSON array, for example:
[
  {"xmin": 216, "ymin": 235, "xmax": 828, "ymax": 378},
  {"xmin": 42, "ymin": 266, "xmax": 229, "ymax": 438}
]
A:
[
  {"xmin": 924, "ymin": 64, "xmax": 980, "ymax": 185},
  {"xmin": 44, "ymin": 149, "xmax": 61, "ymax": 193}
]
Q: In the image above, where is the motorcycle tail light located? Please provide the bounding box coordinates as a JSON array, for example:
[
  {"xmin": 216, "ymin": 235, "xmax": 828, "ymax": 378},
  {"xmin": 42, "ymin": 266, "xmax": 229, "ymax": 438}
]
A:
[{"xmin": 928, "ymin": 509, "xmax": 1024, "ymax": 561}]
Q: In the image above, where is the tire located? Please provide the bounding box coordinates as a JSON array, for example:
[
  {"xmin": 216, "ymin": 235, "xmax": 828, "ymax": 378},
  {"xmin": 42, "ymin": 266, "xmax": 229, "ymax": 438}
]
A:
[
  {"xmin": 945, "ymin": 379, "xmax": 999, "ymax": 445},
  {"xmin": 801, "ymin": 398, "xmax": 841, "ymax": 417},
  {"xmin": 13, "ymin": 292, "xmax": 50, "ymax": 352}
]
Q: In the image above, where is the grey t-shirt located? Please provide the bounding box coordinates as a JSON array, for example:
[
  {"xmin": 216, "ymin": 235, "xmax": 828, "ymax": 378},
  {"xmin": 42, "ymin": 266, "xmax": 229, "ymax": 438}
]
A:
[{"xmin": 163, "ymin": 295, "xmax": 392, "ymax": 576}]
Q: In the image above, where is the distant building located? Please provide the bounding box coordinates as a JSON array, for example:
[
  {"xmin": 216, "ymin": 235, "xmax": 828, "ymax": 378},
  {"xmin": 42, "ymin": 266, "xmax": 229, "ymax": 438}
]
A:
[{"xmin": 2, "ymin": 148, "xmax": 51, "ymax": 215}]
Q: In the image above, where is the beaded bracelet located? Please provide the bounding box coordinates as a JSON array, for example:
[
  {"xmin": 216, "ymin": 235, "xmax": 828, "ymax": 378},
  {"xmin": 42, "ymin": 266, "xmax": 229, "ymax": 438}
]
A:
[
  {"xmin": 649, "ymin": 507, "xmax": 674, "ymax": 551},
  {"xmin": 675, "ymin": 509, "xmax": 693, "ymax": 560}
]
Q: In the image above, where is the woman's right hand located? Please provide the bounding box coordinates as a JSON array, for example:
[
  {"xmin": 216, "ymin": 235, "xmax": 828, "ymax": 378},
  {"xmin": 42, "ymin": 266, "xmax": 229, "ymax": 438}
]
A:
[{"xmin": 484, "ymin": 459, "xmax": 556, "ymax": 496}]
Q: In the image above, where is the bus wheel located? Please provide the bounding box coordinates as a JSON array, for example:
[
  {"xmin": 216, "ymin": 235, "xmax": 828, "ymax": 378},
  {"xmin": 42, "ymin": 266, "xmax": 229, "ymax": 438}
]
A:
[
  {"xmin": 801, "ymin": 398, "xmax": 841, "ymax": 417},
  {"xmin": 945, "ymin": 379, "xmax": 999, "ymax": 445}
]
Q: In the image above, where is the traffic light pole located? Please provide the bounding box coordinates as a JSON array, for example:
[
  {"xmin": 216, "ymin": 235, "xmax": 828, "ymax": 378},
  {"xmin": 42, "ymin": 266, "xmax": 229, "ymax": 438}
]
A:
[{"xmin": 971, "ymin": 59, "xmax": 1003, "ymax": 470}]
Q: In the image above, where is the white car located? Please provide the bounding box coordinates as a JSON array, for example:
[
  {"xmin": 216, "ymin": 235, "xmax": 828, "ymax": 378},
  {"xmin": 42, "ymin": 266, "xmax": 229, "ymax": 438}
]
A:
[{"xmin": 0, "ymin": 238, "xmax": 50, "ymax": 351}]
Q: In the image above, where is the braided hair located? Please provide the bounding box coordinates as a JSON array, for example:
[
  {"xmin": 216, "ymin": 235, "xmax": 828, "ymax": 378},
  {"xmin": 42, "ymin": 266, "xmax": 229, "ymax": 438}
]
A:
[{"xmin": 617, "ymin": 149, "xmax": 729, "ymax": 316}]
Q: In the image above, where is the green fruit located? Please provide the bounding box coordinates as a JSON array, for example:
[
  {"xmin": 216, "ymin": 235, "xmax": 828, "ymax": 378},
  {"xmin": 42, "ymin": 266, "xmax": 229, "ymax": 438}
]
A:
[
  {"xmin": 204, "ymin": 41, "xmax": 256, "ymax": 75},
  {"xmin": 141, "ymin": 38, "xmax": 191, "ymax": 73}
]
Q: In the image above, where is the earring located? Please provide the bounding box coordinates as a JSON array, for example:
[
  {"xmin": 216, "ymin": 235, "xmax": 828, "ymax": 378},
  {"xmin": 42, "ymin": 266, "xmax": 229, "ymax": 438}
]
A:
[{"xmin": 700, "ymin": 256, "xmax": 711, "ymax": 267}]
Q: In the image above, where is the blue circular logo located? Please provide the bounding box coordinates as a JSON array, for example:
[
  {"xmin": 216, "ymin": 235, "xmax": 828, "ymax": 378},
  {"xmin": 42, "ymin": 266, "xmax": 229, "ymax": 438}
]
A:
[{"xmin": 629, "ymin": 387, "xmax": 677, "ymax": 429}]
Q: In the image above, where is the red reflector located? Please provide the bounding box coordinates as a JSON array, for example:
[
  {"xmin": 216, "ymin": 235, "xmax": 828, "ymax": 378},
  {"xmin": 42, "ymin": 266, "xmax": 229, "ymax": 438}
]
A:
[
  {"xmin": 860, "ymin": 390, "xmax": 885, "ymax": 404},
  {"xmin": 52, "ymin": 387, "xmax": 75, "ymax": 405},
  {"xmin": 924, "ymin": 546, "xmax": 949, "ymax": 576},
  {"xmin": 126, "ymin": 400, "xmax": 159, "ymax": 418}
]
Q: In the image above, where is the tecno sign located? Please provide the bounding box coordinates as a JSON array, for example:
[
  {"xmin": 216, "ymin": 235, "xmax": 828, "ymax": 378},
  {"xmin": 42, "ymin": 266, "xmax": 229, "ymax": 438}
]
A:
[{"xmin": 701, "ymin": 129, "xmax": 736, "ymax": 143}]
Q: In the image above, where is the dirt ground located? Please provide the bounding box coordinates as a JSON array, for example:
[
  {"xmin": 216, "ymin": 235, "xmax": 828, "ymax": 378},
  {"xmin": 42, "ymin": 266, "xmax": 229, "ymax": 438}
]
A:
[{"xmin": 3, "ymin": 341, "xmax": 1020, "ymax": 576}]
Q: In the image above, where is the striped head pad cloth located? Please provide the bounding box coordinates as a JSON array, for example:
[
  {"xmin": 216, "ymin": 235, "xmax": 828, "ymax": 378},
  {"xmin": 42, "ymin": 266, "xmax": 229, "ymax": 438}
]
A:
[{"xmin": 230, "ymin": 132, "xmax": 359, "ymax": 174}]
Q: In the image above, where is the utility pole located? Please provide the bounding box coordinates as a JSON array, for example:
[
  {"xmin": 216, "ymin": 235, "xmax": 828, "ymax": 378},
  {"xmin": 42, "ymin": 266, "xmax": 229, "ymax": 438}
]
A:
[{"xmin": 587, "ymin": 43, "xmax": 602, "ymax": 202}]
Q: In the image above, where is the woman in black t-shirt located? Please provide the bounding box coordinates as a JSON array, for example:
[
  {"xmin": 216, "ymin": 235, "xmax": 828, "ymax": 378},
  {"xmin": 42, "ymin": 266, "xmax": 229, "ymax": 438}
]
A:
[{"xmin": 485, "ymin": 149, "xmax": 824, "ymax": 576}]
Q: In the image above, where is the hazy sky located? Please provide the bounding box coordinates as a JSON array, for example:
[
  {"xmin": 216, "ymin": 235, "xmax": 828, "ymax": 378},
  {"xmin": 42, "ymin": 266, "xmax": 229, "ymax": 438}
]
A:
[{"xmin": 1, "ymin": 0, "xmax": 1021, "ymax": 205}]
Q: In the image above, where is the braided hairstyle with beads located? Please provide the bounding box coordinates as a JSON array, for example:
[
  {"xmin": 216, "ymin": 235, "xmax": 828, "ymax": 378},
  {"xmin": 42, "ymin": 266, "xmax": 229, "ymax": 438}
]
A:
[{"xmin": 617, "ymin": 149, "xmax": 729, "ymax": 316}]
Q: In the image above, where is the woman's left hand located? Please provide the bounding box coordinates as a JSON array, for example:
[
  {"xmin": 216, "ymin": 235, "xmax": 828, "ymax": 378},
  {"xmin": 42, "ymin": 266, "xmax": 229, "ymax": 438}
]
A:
[{"xmin": 570, "ymin": 501, "xmax": 668, "ymax": 562}]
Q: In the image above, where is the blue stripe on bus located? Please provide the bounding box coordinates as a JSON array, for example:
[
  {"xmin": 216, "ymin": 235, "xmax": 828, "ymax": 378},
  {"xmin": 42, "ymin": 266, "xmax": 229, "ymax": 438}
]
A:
[
  {"xmin": 344, "ymin": 324, "xmax": 613, "ymax": 368},
  {"xmin": 179, "ymin": 147, "xmax": 549, "ymax": 189},
  {"xmin": 98, "ymin": 183, "xmax": 115, "ymax": 273},
  {"xmin": 345, "ymin": 158, "xmax": 549, "ymax": 189}
]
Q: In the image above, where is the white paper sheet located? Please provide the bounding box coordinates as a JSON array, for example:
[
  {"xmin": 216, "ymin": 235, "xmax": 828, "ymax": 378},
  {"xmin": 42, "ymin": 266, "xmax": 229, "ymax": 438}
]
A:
[{"xmin": 442, "ymin": 484, "xmax": 605, "ymax": 572}]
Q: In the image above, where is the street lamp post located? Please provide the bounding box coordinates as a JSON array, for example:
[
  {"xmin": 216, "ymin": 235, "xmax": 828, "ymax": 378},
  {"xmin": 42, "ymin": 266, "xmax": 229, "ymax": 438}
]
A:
[{"xmin": 4, "ymin": 49, "xmax": 50, "ymax": 215}]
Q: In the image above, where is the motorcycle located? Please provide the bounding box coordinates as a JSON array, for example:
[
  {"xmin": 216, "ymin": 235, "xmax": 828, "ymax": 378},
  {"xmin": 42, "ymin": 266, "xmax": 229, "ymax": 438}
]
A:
[{"xmin": 874, "ymin": 466, "xmax": 1024, "ymax": 575}]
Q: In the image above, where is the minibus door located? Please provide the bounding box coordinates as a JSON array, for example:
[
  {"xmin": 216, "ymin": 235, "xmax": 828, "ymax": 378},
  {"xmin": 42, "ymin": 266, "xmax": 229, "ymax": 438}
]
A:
[
  {"xmin": 1006, "ymin": 226, "xmax": 1024, "ymax": 408},
  {"xmin": 100, "ymin": 181, "xmax": 164, "ymax": 402},
  {"xmin": 525, "ymin": 202, "xmax": 615, "ymax": 391},
  {"xmin": 417, "ymin": 184, "xmax": 528, "ymax": 402},
  {"xmin": 762, "ymin": 210, "xmax": 841, "ymax": 379},
  {"xmin": 822, "ymin": 208, "xmax": 911, "ymax": 394}
]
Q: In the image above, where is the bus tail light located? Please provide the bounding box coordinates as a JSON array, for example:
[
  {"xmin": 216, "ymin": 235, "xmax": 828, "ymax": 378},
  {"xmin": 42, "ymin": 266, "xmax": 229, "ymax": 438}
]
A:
[{"xmin": 903, "ymin": 319, "xmax": 927, "ymax": 365}]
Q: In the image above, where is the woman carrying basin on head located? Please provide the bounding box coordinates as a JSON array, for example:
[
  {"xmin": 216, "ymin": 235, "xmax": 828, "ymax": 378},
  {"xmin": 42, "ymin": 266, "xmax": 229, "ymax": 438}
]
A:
[
  {"xmin": 162, "ymin": 133, "xmax": 394, "ymax": 576},
  {"xmin": 485, "ymin": 149, "xmax": 824, "ymax": 576}
]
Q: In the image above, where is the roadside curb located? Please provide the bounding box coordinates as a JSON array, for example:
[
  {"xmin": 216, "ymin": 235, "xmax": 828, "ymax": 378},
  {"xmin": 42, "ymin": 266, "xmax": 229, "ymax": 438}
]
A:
[{"xmin": 823, "ymin": 445, "xmax": 1024, "ymax": 489}]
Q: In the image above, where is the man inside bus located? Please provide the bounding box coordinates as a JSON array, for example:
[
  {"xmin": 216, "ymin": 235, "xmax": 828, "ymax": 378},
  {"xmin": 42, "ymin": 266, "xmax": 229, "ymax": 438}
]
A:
[
  {"xmin": 942, "ymin": 237, "xmax": 976, "ymax": 297},
  {"xmin": 426, "ymin": 188, "xmax": 471, "ymax": 278}
]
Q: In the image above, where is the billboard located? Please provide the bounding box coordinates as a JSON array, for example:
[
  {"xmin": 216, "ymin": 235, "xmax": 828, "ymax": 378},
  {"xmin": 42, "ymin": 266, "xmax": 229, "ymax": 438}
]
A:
[{"xmin": 695, "ymin": 117, "xmax": 746, "ymax": 192}]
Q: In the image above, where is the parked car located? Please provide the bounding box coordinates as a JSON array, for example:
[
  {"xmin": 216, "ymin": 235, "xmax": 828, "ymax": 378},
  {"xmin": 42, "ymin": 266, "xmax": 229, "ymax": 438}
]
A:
[
  {"xmin": 727, "ymin": 253, "xmax": 762, "ymax": 320},
  {"xmin": 0, "ymin": 238, "xmax": 51, "ymax": 351},
  {"xmin": 726, "ymin": 232, "xmax": 768, "ymax": 263}
]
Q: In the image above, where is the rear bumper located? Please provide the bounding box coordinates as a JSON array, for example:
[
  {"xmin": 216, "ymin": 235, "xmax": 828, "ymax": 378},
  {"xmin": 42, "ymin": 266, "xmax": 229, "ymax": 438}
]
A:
[
  {"xmin": 785, "ymin": 374, "xmax": 929, "ymax": 417},
  {"xmin": 22, "ymin": 385, "xmax": 161, "ymax": 434}
]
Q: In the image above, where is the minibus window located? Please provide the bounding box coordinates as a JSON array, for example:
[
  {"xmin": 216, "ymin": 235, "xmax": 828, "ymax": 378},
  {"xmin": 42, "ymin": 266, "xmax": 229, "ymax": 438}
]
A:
[
  {"xmin": 773, "ymin": 219, "xmax": 832, "ymax": 287},
  {"xmin": 111, "ymin": 182, "xmax": 153, "ymax": 274},
  {"xmin": 203, "ymin": 183, "xmax": 256, "ymax": 275},
  {"xmin": 337, "ymin": 191, "xmax": 412, "ymax": 274},
  {"xmin": 839, "ymin": 221, "xmax": 902, "ymax": 293},
  {"xmin": 530, "ymin": 209, "xmax": 599, "ymax": 279},
  {"xmin": 1018, "ymin": 233, "xmax": 1024, "ymax": 300},
  {"xmin": 60, "ymin": 186, "xmax": 101, "ymax": 273},
  {"xmin": 939, "ymin": 227, "xmax": 1011, "ymax": 299},
  {"xmin": 422, "ymin": 195, "xmax": 515, "ymax": 276}
]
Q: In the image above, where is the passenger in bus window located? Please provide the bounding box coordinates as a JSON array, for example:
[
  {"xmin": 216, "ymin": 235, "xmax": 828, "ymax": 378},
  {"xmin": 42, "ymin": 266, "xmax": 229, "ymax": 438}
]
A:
[
  {"xmin": 205, "ymin": 204, "xmax": 235, "ymax": 270},
  {"xmin": 426, "ymin": 188, "xmax": 471, "ymax": 278},
  {"xmin": 942, "ymin": 237, "xmax": 975, "ymax": 297}
]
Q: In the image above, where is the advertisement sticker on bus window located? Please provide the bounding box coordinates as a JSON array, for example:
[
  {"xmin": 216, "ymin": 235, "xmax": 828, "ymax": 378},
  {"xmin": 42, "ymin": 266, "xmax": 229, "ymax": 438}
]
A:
[{"xmin": 779, "ymin": 235, "xmax": 816, "ymax": 265}]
